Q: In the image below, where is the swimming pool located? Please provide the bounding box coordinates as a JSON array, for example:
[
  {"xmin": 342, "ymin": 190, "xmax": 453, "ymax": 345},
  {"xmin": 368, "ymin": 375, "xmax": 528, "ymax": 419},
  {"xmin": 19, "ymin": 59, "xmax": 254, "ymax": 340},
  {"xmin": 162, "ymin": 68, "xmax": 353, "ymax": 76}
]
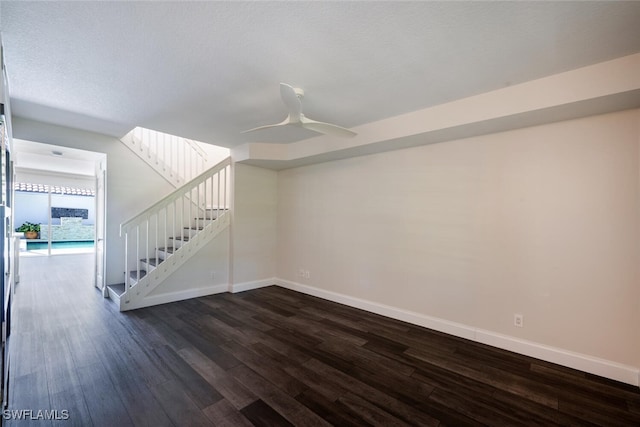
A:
[{"xmin": 26, "ymin": 240, "xmax": 95, "ymax": 250}]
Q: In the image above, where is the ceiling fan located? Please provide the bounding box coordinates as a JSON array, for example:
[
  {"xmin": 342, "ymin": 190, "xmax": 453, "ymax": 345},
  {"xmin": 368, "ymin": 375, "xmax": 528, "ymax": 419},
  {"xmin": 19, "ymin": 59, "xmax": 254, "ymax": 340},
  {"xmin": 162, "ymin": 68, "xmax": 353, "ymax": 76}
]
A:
[{"xmin": 242, "ymin": 83, "xmax": 357, "ymax": 138}]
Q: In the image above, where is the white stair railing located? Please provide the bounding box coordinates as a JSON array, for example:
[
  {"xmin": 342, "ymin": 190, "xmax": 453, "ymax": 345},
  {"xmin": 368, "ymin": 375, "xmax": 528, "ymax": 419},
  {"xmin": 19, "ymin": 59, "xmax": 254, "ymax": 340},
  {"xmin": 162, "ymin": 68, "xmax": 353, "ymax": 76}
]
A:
[
  {"xmin": 118, "ymin": 157, "xmax": 231, "ymax": 310},
  {"xmin": 121, "ymin": 127, "xmax": 211, "ymax": 187}
]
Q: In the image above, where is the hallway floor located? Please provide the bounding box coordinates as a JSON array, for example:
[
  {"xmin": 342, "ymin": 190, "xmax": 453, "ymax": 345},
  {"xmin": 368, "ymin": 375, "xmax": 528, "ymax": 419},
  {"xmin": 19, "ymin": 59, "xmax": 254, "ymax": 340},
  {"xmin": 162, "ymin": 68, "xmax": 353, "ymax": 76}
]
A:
[{"xmin": 6, "ymin": 254, "xmax": 640, "ymax": 426}]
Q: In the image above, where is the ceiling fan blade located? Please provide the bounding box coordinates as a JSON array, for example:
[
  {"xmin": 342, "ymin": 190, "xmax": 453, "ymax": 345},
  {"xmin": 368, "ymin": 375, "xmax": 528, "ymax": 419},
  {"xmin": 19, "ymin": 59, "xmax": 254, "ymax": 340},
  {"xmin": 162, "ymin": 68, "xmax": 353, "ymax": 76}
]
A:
[
  {"xmin": 243, "ymin": 83, "xmax": 354, "ymax": 137},
  {"xmin": 280, "ymin": 83, "xmax": 302, "ymax": 118},
  {"xmin": 300, "ymin": 115, "xmax": 357, "ymax": 138},
  {"xmin": 241, "ymin": 116, "xmax": 291, "ymax": 134}
]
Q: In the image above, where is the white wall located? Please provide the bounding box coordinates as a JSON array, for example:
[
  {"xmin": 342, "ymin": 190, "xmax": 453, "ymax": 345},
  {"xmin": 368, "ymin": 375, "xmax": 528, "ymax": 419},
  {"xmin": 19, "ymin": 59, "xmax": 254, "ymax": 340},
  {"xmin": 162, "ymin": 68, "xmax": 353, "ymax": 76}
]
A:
[
  {"xmin": 14, "ymin": 192, "xmax": 49, "ymax": 226},
  {"xmin": 277, "ymin": 109, "xmax": 640, "ymax": 370},
  {"xmin": 232, "ymin": 163, "xmax": 278, "ymax": 286},
  {"xmin": 12, "ymin": 118, "xmax": 175, "ymax": 285}
]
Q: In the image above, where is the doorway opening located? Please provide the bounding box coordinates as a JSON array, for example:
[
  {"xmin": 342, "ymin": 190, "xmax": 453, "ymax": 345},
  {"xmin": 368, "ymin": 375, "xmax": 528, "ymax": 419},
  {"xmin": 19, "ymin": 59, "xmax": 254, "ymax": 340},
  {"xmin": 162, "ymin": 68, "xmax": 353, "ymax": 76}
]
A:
[
  {"xmin": 15, "ymin": 182, "xmax": 96, "ymax": 256},
  {"xmin": 13, "ymin": 139, "xmax": 107, "ymax": 287}
]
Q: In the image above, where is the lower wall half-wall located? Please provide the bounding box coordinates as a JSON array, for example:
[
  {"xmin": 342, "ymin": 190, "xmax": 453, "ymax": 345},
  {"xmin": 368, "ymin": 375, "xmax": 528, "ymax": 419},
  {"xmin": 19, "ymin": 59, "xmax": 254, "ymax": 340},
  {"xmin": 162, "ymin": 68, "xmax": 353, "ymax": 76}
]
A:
[{"xmin": 229, "ymin": 277, "xmax": 640, "ymax": 386}]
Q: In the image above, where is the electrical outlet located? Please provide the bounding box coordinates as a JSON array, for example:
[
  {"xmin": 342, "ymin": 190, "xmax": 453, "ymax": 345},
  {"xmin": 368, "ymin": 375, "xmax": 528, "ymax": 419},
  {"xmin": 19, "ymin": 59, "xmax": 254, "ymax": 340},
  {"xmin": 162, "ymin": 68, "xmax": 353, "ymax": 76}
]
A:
[
  {"xmin": 514, "ymin": 314, "xmax": 524, "ymax": 328},
  {"xmin": 304, "ymin": 270, "xmax": 310, "ymax": 279},
  {"xmin": 210, "ymin": 271, "xmax": 215, "ymax": 279},
  {"xmin": 298, "ymin": 268, "xmax": 305, "ymax": 278}
]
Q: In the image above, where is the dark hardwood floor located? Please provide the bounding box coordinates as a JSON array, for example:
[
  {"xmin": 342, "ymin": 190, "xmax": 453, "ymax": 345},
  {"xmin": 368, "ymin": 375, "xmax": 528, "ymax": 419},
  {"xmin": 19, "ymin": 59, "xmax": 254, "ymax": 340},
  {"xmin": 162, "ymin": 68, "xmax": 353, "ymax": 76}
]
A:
[{"xmin": 6, "ymin": 254, "xmax": 640, "ymax": 426}]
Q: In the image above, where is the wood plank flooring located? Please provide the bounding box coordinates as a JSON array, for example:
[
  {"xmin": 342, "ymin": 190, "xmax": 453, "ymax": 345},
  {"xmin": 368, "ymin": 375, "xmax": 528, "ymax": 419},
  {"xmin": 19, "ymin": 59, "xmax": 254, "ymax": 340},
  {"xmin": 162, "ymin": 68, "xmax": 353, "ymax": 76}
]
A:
[{"xmin": 6, "ymin": 254, "xmax": 640, "ymax": 426}]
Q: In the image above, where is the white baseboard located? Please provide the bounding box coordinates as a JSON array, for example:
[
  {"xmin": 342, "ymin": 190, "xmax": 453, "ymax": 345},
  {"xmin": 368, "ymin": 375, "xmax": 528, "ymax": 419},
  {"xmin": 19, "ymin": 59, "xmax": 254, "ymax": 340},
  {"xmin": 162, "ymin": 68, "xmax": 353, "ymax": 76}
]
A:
[
  {"xmin": 274, "ymin": 278, "xmax": 640, "ymax": 387},
  {"xmin": 275, "ymin": 278, "xmax": 476, "ymax": 339},
  {"xmin": 475, "ymin": 330, "xmax": 640, "ymax": 386},
  {"xmin": 230, "ymin": 278, "xmax": 276, "ymax": 293},
  {"xmin": 123, "ymin": 283, "xmax": 228, "ymax": 311}
]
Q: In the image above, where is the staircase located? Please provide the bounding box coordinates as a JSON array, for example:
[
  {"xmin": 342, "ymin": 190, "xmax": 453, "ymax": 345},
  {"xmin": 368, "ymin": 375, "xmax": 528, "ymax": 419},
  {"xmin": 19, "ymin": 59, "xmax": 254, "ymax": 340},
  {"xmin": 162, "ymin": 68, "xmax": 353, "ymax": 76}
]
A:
[{"xmin": 107, "ymin": 128, "xmax": 231, "ymax": 311}]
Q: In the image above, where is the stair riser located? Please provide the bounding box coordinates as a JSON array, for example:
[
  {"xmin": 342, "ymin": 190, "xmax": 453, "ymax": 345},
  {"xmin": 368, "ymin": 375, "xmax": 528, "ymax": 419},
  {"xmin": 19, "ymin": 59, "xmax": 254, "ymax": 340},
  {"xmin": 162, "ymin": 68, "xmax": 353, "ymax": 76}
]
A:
[
  {"xmin": 200, "ymin": 214, "xmax": 218, "ymax": 221},
  {"xmin": 157, "ymin": 249, "xmax": 173, "ymax": 259},
  {"xmin": 129, "ymin": 270, "xmax": 147, "ymax": 281},
  {"xmin": 140, "ymin": 261, "xmax": 160, "ymax": 271},
  {"xmin": 191, "ymin": 217, "xmax": 216, "ymax": 227},
  {"xmin": 184, "ymin": 228, "xmax": 202, "ymax": 237},
  {"xmin": 107, "ymin": 287, "xmax": 121, "ymax": 303},
  {"xmin": 168, "ymin": 228, "xmax": 198, "ymax": 244},
  {"xmin": 202, "ymin": 209, "xmax": 228, "ymax": 220},
  {"xmin": 169, "ymin": 238, "xmax": 187, "ymax": 249}
]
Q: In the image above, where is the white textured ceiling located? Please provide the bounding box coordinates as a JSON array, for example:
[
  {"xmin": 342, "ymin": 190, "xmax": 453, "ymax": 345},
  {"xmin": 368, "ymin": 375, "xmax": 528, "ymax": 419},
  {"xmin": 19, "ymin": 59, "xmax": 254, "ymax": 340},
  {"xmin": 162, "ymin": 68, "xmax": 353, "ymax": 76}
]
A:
[{"xmin": 1, "ymin": 1, "xmax": 640, "ymax": 148}]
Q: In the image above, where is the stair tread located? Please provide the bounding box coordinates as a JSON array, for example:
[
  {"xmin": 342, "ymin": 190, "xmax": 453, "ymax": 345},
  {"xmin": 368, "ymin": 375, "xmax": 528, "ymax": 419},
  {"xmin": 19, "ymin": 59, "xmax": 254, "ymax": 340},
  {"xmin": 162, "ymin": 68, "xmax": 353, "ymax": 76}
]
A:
[
  {"xmin": 157, "ymin": 247, "xmax": 175, "ymax": 253},
  {"xmin": 107, "ymin": 283, "xmax": 126, "ymax": 297},
  {"xmin": 140, "ymin": 257, "xmax": 164, "ymax": 266},
  {"xmin": 169, "ymin": 236, "xmax": 190, "ymax": 242},
  {"xmin": 129, "ymin": 270, "xmax": 147, "ymax": 280}
]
